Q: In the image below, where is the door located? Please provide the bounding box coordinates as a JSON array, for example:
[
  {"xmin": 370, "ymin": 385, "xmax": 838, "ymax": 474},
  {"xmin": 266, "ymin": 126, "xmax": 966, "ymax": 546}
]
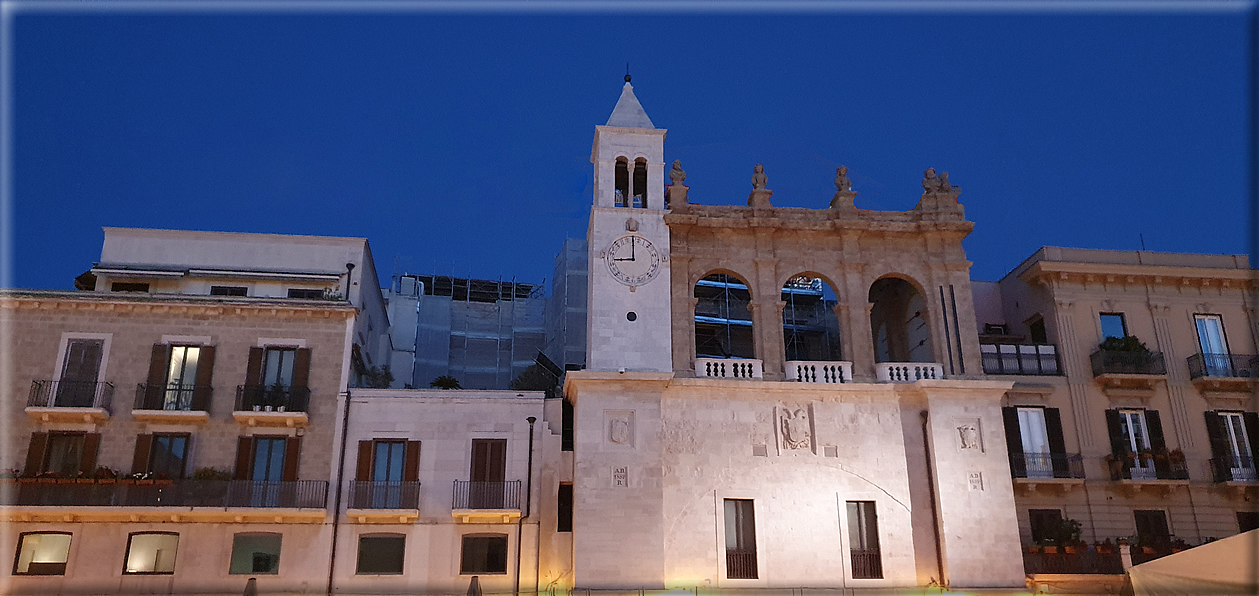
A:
[
  {"xmin": 251, "ymin": 437, "xmax": 287, "ymax": 506},
  {"xmin": 1119, "ymin": 410, "xmax": 1155, "ymax": 479},
  {"xmin": 1195, "ymin": 315, "xmax": 1231, "ymax": 376},
  {"xmin": 469, "ymin": 439, "xmax": 506, "ymax": 508},
  {"xmin": 163, "ymin": 346, "xmax": 200, "ymax": 410},
  {"xmin": 1018, "ymin": 408, "xmax": 1052, "ymax": 478},
  {"xmin": 1221, "ymin": 412, "xmax": 1256, "ymax": 481},
  {"xmin": 372, "ymin": 441, "xmax": 405, "ymax": 508},
  {"xmin": 57, "ymin": 340, "xmax": 103, "ymax": 407},
  {"xmin": 1133, "ymin": 510, "xmax": 1170, "ymax": 550}
]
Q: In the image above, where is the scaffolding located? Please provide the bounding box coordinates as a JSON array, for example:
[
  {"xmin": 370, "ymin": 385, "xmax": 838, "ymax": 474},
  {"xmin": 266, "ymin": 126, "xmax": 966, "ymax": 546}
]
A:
[{"xmin": 693, "ymin": 274, "xmax": 842, "ymax": 361}]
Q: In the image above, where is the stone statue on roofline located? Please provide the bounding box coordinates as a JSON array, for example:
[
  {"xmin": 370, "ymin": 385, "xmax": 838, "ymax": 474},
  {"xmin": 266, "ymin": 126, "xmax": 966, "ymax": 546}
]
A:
[
  {"xmin": 834, "ymin": 166, "xmax": 851, "ymax": 192},
  {"xmin": 751, "ymin": 164, "xmax": 767, "ymax": 190},
  {"xmin": 922, "ymin": 168, "xmax": 940, "ymax": 193},
  {"xmin": 830, "ymin": 165, "xmax": 858, "ymax": 211},
  {"xmin": 670, "ymin": 160, "xmax": 686, "ymax": 186},
  {"xmin": 748, "ymin": 164, "xmax": 773, "ymax": 208},
  {"xmin": 915, "ymin": 166, "xmax": 964, "ymax": 219},
  {"xmin": 667, "ymin": 160, "xmax": 689, "ymax": 208}
]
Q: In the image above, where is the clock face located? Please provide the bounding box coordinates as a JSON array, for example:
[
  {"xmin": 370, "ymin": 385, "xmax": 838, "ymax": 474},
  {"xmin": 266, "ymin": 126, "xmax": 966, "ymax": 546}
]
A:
[{"xmin": 605, "ymin": 234, "xmax": 662, "ymax": 286}]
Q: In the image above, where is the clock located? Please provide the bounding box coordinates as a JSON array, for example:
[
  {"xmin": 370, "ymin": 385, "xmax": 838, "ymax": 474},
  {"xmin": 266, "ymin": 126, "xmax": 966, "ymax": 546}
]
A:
[{"xmin": 604, "ymin": 234, "xmax": 662, "ymax": 287}]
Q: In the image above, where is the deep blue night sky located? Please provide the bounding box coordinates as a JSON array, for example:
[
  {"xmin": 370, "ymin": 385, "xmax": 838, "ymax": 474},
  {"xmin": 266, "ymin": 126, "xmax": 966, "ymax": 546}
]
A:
[{"xmin": 10, "ymin": 7, "xmax": 1253, "ymax": 291}]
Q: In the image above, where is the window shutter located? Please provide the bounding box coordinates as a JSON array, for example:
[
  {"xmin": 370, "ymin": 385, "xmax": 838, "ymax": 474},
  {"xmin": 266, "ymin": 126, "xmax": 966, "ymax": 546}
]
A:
[
  {"xmin": 80, "ymin": 433, "xmax": 101, "ymax": 476},
  {"xmin": 1203, "ymin": 412, "xmax": 1231, "ymax": 481},
  {"xmin": 192, "ymin": 345, "xmax": 215, "ymax": 411},
  {"xmin": 1244, "ymin": 412, "xmax": 1259, "ymax": 468},
  {"xmin": 292, "ymin": 348, "xmax": 312, "ymax": 389},
  {"xmin": 282, "ymin": 437, "xmax": 302, "ymax": 481},
  {"xmin": 132, "ymin": 434, "xmax": 154, "ymax": 475},
  {"xmin": 1044, "ymin": 408, "xmax": 1070, "ymax": 478},
  {"xmin": 1105, "ymin": 409, "xmax": 1128, "ymax": 457},
  {"xmin": 245, "ymin": 347, "xmax": 265, "ymax": 387},
  {"xmin": 356, "ymin": 440, "xmax": 373, "ymax": 482},
  {"xmin": 234, "ymin": 437, "xmax": 254, "ymax": 480},
  {"xmin": 1001, "ymin": 407, "xmax": 1024, "ymax": 477},
  {"xmin": 404, "ymin": 441, "xmax": 421, "ymax": 482},
  {"xmin": 23, "ymin": 433, "xmax": 49, "ymax": 476},
  {"xmin": 145, "ymin": 344, "xmax": 170, "ymax": 410},
  {"xmin": 1146, "ymin": 410, "xmax": 1167, "ymax": 451}
]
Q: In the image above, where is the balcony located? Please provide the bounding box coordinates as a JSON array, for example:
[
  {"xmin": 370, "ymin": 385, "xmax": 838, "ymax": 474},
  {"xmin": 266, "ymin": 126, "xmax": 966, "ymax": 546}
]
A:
[
  {"xmin": 849, "ymin": 548, "xmax": 883, "ymax": 579},
  {"xmin": 232, "ymin": 385, "xmax": 310, "ymax": 427},
  {"xmin": 1090, "ymin": 350, "xmax": 1166, "ymax": 396},
  {"xmin": 695, "ymin": 358, "xmax": 763, "ymax": 380},
  {"xmin": 25, "ymin": 380, "xmax": 113, "ymax": 423},
  {"xmin": 347, "ymin": 481, "xmax": 421, "ymax": 524},
  {"xmin": 1023, "ymin": 548, "xmax": 1124, "ymax": 575},
  {"xmin": 875, "ymin": 362, "xmax": 943, "ymax": 383},
  {"xmin": 785, "ymin": 360, "xmax": 851, "ymax": 383},
  {"xmin": 981, "ymin": 343, "xmax": 1061, "ymax": 376},
  {"xmin": 725, "ymin": 548, "xmax": 757, "ymax": 580},
  {"xmin": 1209, "ymin": 455, "xmax": 1258, "ymax": 484},
  {"xmin": 1105, "ymin": 454, "xmax": 1189, "ymax": 492},
  {"xmin": 2, "ymin": 480, "xmax": 328, "ymax": 524},
  {"xmin": 451, "ymin": 480, "xmax": 521, "ymax": 523},
  {"xmin": 132, "ymin": 384, "xmax": 211, "ymax": 424},
  {"xmin": 1010, "ymin": 452, "xmax": 1086, "ymax": 491},
  {"xmin": 1187, "ymin": 353, "xmax": 1258, "ymax": 395}
]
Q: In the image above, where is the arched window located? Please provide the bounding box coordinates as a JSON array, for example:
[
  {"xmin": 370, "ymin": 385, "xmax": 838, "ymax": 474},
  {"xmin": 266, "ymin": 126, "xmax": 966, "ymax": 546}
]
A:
[
  {"xmin": 694, "ymin": 273, "xmax": 754, "ymax": 359},
  {"xmin": 781, "ymin": 276, "xmax": 842, "ymax": 361},
  {"xmin": 869, "ymin": 277, "xmax": 933, "ymax": 363},
  {"xmin": 632, "ymin": 158, "xmax": 648, "ymax": 208},
  {"xmin": 614, "ymin": 158, "xmax": 629, "ymax": 207}
]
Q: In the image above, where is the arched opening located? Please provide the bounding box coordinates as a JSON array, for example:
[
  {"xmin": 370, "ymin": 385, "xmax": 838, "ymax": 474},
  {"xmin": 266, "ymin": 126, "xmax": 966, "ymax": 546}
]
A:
[
  {"xmin": 868, "ymin": 277, "xmax": 933, "ymax": 363},
  {"xmin": 694, "ymin": 273, "xmax": 754, "ymax": 359},
  {"xmin": 781, "ymin": 275, "xmax": 842, "ymax": 361},
  {"xmin": 614, "ymin": 158, "xmax": 629, "ymax": 207},
  {"xmin": 632, "ymin": 158, "xmax": 648, "ymax": 208}
]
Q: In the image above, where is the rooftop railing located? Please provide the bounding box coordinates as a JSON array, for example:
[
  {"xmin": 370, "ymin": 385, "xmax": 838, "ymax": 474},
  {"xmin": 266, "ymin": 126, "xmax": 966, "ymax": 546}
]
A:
[
  {"xmin": 981, "ymin": 343, "xmax": 1061, "ymax": 375},
  {"xmin": 875, "ymin": 362, "xmax": 943, "ymax": 383},
  {"xmin": 696, "ymin": 358, "xmax": 763, "ymax": 380},
  {"xmin": 785, "ymin": 360, "xmax": 850, "ymax": 383}
]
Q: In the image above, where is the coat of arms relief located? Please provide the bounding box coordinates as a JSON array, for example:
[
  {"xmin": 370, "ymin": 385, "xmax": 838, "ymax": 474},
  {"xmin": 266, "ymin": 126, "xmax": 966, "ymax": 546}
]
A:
[{"xmin": 776, "ymin": 404, "xmax": 814, "ymax": 453}]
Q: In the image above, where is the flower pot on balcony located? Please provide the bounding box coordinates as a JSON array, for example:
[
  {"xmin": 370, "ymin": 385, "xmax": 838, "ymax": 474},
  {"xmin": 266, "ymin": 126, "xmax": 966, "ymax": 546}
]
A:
[
  {"xmin": 1064, "ymin": 545, "xmax": 1079, "ymax": 554},
  {"xmin": 253, "ymin": 405, "xmax": 261, "ymax": 412},
  {"xmin": 1027, "ymin": 545, "xmax": 1040, "ymax": 554},
  {"xmin": 118, "ymin": 479, "xmax": 136, "ymax": 485},
  {"xmin": 76, "ymin": 478, "xmax": 95, "ymax": 484},
  {"xmin": 56, "ymin": 479, "xmax": 77, "ymax": 485},
  {"xmin": 277, "ymin": 405, "xmax": 285, "ymax": 412},
  {"xmin": 154, "ymin": 479, "xmax": 173, "ymax": 486},
  {"xmin": 136, "ymin": 479, "xmax": 154, "ymax": 485},
  {"xmin": 1141, "ymin": 546, "xmax": 1155, "ymax": 555},
  {"xmin": 17, "ymin": 478, "xmax": 36, "ymax": 484},
  {"xmin": 264, "ymin": 405, "xmax": 273, "ymax": 412},
  {"xmin": 36, "ymin": 478, "xmax": 58, "ymax": 484},
  {"xmin": 1043, "ymin": 545, "xmax": 1058, "ymax": 554},
  {"xmin": 97, "ymin": 478, "xmax": 116, "ymax": 485}
]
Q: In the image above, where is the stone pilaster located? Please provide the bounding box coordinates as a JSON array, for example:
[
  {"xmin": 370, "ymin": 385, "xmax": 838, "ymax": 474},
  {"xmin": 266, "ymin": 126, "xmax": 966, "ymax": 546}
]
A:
[
  {"xmin": 1148, "ymin": 299, "xmax": 1193, "ymax": 449},
  {"xmin": 1052, "ymin": 298, "xmax": 1094, "ymax": 449}
]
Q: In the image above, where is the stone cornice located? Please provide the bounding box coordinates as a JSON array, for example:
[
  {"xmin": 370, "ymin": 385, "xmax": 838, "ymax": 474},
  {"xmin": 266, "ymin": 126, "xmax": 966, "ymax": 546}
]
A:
[
  {"xmin": 665, "ymin": 205, "xmax": 973, "ymax": 235},
  {"xmin": 0, "ymin": 290, "xmax": 357, "ymax": 318},
  {"xmin": 1021, "ymin": 261, "xmax": 1254, "ymax": 289}
]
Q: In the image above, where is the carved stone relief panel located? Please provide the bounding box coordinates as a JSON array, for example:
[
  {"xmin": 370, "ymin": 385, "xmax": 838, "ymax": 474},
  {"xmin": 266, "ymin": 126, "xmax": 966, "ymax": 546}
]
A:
[
  {"xmin": 774, "ymin": 403, "xmax": 815, "ymax": 455},
  {"xmin": 954, "ymin": 417, "xmax": 983, "ymax": 452},
  {"xmin": 604, "ymin": 410, "xmax": 635, "ymax": 449}
]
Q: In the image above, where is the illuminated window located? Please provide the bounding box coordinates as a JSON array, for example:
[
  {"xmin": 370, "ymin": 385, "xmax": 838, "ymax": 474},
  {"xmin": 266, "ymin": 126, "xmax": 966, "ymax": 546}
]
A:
[
  {"xmin": 229, "ymin": 533, "xmax": 280, "ymax": 575},
  {"xmin": 460, "ymin": 535, "xmax": 508, "ymax": 574},
  {"xmin": 123, "ymin": 533, "xmax": 179, "ymax": 575},
  {"xmin": 13, "ymin": 533, "xmax": 71, "ymax": 576}
]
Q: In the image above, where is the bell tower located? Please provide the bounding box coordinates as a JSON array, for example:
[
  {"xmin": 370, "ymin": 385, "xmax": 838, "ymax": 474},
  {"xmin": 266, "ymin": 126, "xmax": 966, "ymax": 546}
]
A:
[{"xmin": 586, "ymin": 76, "xmax": 673, "ymax": 372}]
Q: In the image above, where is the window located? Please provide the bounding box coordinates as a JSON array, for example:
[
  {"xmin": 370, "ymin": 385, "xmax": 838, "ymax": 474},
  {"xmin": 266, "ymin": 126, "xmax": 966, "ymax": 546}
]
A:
[
  {"xmin": 373, "ymin": 441, "xmax": 406, "ymax": 482},
  {"xmin": 1238, "ymin": 511, "xmax": 1259, "ymax": 533},
  {"xmin": 43, "ymin": 433, "xmax": 86, "ymax": 477},
  {"xmin": 263, "ymin": 348, "xmax": 297, "ymax": 388},
  {"xmin": 469, "ymin": 439, "xmax": 507, "ymax": 508},
  {"xmin": 460, "ymin": 535, "xmax": 508, "ymax": 574},
  {"xmin": 110, "ymin": 282, "xmax": 150, "ymax": 292},
  {"xmin": 723, "ymin": 499, "xmax": 757, "ymax": 579},
  {"xmin": 210, "ymin": 286, "xmax": 248, "ymax": 296},
  {"xmin": 57, "ymin": 338, "xmax": 104, "ymax": 407},
  {"xmin": 356, "ymin": 534, "xmax": 405, "ymax": 575},
  {"xmin": 846, "ymin": 501, "xmax": 883, "ymax": 579},
  {"xmin": 229, "ymin": 533, "xmax": 281, "ymax": 574},
  {"xmin": 124, "ymin": 533, "xmax": 179, "ymax": 574},
  {"xmin": 13, "ymin": 532, "xmax": 71, "ymax": 575},
  {"xmin": 163, "ymin": 345, "xmax": 200, "ymax": 409},
  {"xmin": 1029, "ymin": 509, "xmax": 1064, "ymax": 544},
  {"xmin": 1215, "ymin": 412, "xmax": 1256, "ymax": 481},
  {"xmin": 287, "ymin": 288, "xmax": 323, "ymax": 299},
  {"xmin": 1029, "ymin": 317, "xmax": 1048, "ymax": 344},
  {"xmin": 1099, "ymin": 313, "xmax": 1127, "ymax": 340},
  {"xmin": 148, "ymin": 434, "xmax": 189, "ymax": 479},
  {"xmin": 557, "ymin": 483, "xmax": 573, "ymax": 533},
  {"xmin": 561, "ymin": 399, "xmax": 574, "ymax": 452},
  {"xmin": 1018, "ymin": 408, "xmax": 1052, "ymax": 478},
  {"xmin": 252, "ymin": 437, "xmax": 288, "ymax": 482},
  {"xmin": 1133, "ymin": 510, "xmax": 1170, "ymax": 548},
  {"xmin": 1195, "ymin": 314, "xmax": 1232, "ymax": 376}
]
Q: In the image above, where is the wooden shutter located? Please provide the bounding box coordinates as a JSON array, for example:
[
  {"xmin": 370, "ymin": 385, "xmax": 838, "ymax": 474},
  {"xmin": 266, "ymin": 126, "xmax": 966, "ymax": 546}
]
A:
[
  {"xmin": 1203, "ymin": 412, "xmax": 1230, "ymax": 461},
  {"xmin": 356, "ymin": 440, "xmax": 373, "ymax": 482},
  {"xmin": 234, "ymin": 437, "xmax": 254, "ymax": 480},
  {"xmin": 1244, "ymin": 412, "xmax": 1259, "ymax": 468},
  {"xmin": 79, "ymin": 433, "xmax": 101, "ymax": 476},
  {"xmin": 1001, "ymin": 407, "xmax": 1024, "ymax": 477},
  {"xmin": 23, "ymin": 433, "xmax": 49, "ymax": 476},
  {"xmin": 404, "ymin": 441, "xmax": 421, "ymax": 482},
  {"xmin": 191, "ymin": 345, "xmax": 215, "ymax": 411},
  {"xmin": 292, "ymin": 348, "xmax": 312, "ymax": 389},
  {"xmin": 282, "ymin": 437, "xmax": 302, "ymax": 481},
  {"xmin": 1044, "ymin": 408, "xmax": 1070, "ymax": 478},
  {"xmin": 132, "ymin": 434, "xmax": 154, "ymax": 475},
  {"xmin": 245, "ymin": 347, "xmax": 265, "ymax": 386},
  {"xmin": 471, "ymin": 439, "xmax": 507, "ymax": 482},
  {"xmin": 1146, "ymin": 410, "xmax": 1167, "ymax": 451},
  {"xmin": 1104, "ymin": 410, "xmax": 1127, "ymax": 457},
  {"xmin": 145, "ymin": 344, "xmax": 170, "ymax": 409}
]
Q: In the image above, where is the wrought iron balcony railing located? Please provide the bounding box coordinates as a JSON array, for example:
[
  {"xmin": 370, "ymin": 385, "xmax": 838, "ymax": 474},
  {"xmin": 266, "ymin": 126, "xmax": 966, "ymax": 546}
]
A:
[
  {"xmin": 5, "ymin": 480, "xmax": 327, "ymax": 508},
  {"xmin": 1105, "ymin": 454, "xmax": 1189, "ymax": 481},
  {"xmin": 725, "ymin": 548, "xmax": 758, "ymax": 580},
  {"xmin": 234, "ymin": 385, "xmax": 310, "ymax": 413},
  {"xmin": 1010, "ymin": 452, "xmax": 1086, "ymax": 479},
  {"xmin": 1187, "ymin": 353, "xmax": 1259, "ymax": 379},
  {"xmin": 451, "ymin": 480, "xmax": 520, "ymax": 510},
  {"xmin": 349, "ymin": 481, "xmax": 421, "ymax": 509},
  {"xmin": 1090, "ymin": 350, "xmax": 1166, "ymax": 376},
  {"xmin": 1209, "ymin": 455, "xmax": 1257, "ymax": 483},
  {"xmin": 27, "ymin": 380, "xmax": 113, "ymax": 411},
  {"xmin": 134, "ymin": 383, "xmax": 211, "ymax": 412},
  {"xmin": 981, "ymin": 343, "xmax": 1062, "ymax": 375},
  {"xmin": 849, "ymin": 548, "xmax": 883, "ymax": 579},
  {"xmin": 1022, "ymin": 549, "xmax": 1124, "ymax": 575}
]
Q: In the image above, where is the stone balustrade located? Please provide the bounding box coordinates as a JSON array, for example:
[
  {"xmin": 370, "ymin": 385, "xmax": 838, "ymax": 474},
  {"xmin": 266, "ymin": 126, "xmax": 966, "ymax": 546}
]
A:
[
  {"xmin": 875, "ymin": 362, "xmax": 944, "ymax": 383},
  {"xmin": 695, "ymin": 358, "xmax": 763, "ymax": 379},
  {"xmin": 785, "ymin": 360, "xmax": 852, "ymax": 384}
]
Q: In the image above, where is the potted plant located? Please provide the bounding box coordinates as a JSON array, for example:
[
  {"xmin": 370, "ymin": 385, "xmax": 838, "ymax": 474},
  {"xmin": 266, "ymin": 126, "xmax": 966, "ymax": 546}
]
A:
[
  {"xmin": 94, "ymin": 466, "xmax": 118, "ymax": 484},
  {"xmin": 1171, "ymin": 538, "xmax": 1190, "ymax": 553},
  {"xmin": 1096, "ymin": 538, "xmax": 1116, "ymax": 554},
  {"xmin": 154, "ymin": 472, "xmax": 173, "ymax": 486}
]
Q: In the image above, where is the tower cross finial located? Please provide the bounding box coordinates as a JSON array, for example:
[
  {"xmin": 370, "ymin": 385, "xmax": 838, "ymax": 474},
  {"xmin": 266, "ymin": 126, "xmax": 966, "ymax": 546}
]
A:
[{"xmin": 625, "ymin": 63, "xmax": 631, "ymax": 83}]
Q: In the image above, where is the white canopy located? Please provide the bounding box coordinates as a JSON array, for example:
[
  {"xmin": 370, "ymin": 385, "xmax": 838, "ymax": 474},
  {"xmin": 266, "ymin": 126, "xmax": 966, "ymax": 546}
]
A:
[{"xmin": 1128, "ymin": 530, "xmax": 1258, "ymax": 596}]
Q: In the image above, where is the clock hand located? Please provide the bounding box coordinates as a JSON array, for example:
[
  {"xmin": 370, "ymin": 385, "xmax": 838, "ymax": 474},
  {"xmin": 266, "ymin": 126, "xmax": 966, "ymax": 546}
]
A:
[{"xmin": 630, "ymin": 237, "xmax": 636, "ymax": 261}]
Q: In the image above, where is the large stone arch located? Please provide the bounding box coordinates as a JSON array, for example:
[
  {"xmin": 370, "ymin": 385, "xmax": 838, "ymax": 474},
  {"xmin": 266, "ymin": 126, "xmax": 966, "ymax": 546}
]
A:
[
  {"xmin": 692, "ymin": 269, "xmax": 756, "ymax": 360},
  {"xmin": 779, "ymin": 271, "xmax": 845, "ymax": 363},
  {"xmin": 867, "ymin": 273, "xmax": 936, "ymax": 364}
]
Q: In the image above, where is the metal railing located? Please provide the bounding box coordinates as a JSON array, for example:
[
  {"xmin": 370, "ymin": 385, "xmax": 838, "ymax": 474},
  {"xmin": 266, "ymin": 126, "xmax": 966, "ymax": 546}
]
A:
[
  {"xmin": 1022, "ymin": 549, "xmax": 1124, "ymax": 574},
  {"xmin": 348, "ymin": 481, "xmax": 421, "ymax": 509},
  {"xmin": 1010, "ymin": 452, "xmax": 1086, "ymax": 479},
  {"xmin": 785, "ymin": 360, "xmax": 851, "ymax": 383},
  {"xmin": 451, "ymin": 480, "xmax": 521, "ymax": 510},
  {"xmin": 981, "ymin": 343, "xmax": 1061, "ymax": 375},
  {"xmin": 695, "ymin": 358, "xmax": 763, "ymax": 379},
  {"xmin": 4, "ymin": 480, "xmax": 327, "ymax": 508},
  {"xmin": 134, "ymin": 383, "xmax": 211, "ymax": 412},
  {"xmin": 1105, "ymin": 454, "xmax": 1189, "ymax": 481},
  {"xmin": 234, "ymin": 385, "xmax": 310, "ymax": 413},
  {"xmin": 1187, "ymin": 353, "xmax": 1259, "ymax": 379},
  {"xmin": 1209, "ymin": 455, "xmax": 1258, "ymax": 483},
  {"xmin": 875, "ymin": 362, "xmax": 943, "ymax": 383},
  {"xmin": 1090, "ymin": 350, "xmax": 1166, "ymax": 376},
  {"xmin": 27, "ymin": 380, "xmax": 113, "ymax": 411},
  {"xmin": 849, "ymin": 548, "xmax": 883, "ymax": 579},
  {"xmin": 725, "ymin": 549, "xmax": 757, "ymax": 579}
]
